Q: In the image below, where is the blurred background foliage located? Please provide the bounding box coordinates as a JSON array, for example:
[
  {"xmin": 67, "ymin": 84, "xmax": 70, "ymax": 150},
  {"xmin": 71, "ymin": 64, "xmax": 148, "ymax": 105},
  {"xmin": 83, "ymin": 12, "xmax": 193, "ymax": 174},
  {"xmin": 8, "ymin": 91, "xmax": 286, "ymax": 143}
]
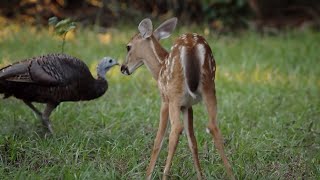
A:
[{"xmin": 0, "ymin": 0, "xmax": 319, "ymax": 33}]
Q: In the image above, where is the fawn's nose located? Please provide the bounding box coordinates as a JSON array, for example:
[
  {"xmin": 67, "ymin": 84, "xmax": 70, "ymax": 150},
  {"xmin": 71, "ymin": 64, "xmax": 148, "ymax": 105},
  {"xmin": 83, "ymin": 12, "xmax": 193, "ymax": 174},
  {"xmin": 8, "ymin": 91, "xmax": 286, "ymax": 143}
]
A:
[{"xmin": 120, "ymin": 65, "xmax": 130, "ymax": 75}]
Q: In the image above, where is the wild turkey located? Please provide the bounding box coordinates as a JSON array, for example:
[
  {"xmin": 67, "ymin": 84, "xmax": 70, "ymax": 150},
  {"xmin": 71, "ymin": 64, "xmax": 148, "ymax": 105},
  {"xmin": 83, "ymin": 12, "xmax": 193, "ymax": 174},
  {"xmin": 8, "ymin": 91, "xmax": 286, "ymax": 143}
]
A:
[{"xmin": 0, "ymin": 53, "xmax": 118, "ymax": 133}]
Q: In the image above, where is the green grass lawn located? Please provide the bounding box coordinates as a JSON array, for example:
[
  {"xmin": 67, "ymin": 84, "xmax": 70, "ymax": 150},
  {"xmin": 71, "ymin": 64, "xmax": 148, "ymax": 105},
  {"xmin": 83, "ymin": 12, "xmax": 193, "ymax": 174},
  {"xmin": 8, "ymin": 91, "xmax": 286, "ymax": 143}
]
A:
[{"xmin": 0, "ymin": 24, "xmax": 319, "ymax": 179}]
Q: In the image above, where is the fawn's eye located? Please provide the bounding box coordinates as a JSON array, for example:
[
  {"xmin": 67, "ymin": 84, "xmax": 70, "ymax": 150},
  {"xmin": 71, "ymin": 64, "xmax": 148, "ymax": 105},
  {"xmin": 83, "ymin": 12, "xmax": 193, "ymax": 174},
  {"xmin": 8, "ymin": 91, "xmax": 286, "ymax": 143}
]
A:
[{"xmin": 126, "ymin": 45, "xmax": 131, "ymax": 52}]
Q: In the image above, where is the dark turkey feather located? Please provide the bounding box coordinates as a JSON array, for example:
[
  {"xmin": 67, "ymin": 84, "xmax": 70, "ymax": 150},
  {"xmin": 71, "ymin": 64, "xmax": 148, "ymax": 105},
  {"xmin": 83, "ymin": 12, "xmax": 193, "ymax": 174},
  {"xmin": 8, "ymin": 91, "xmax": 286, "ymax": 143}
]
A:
[
  {"xmin": 0, "ymin": 53, "xmax": 117, "ymax": 133},
  {"xmin": 1, "ymin": 54, "xmax": 92, "ymax": 85},
  {"xmin": 0, "ymin": 54, "xmax": 106, "ymax": 102}
]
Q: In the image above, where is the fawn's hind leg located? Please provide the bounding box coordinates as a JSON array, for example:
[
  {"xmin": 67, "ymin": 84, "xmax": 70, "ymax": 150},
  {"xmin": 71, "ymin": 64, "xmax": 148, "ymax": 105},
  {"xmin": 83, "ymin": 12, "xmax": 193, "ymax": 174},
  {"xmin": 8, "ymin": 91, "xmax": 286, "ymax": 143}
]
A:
[
  {"xmin": 202, "ymin": 85, "xmax": 235, "ymax": 180},
  {"xmin": 183, "ymin": 107, "xmax": 202, "ymax": 179}
]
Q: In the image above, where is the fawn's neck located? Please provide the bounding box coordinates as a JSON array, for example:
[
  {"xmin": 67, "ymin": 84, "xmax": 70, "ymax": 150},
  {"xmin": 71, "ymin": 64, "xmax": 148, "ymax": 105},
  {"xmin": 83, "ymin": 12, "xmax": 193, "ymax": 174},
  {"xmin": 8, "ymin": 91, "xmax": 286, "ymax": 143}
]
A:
[{"xmin": 143, "ymin": 37, "xmax": 169, "ymax": 80}]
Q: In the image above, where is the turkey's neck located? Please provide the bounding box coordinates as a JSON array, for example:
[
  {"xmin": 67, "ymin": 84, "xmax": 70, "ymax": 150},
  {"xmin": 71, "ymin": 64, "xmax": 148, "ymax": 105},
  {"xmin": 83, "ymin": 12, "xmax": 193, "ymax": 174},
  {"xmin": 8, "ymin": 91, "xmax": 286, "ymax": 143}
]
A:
[
  {"xmin": 95, "ymin": 78, "xmax": 108, "ymax": 97},
  {"xmin": 85, "ymin": 78, "xmax": 107, "ymax": 100}
]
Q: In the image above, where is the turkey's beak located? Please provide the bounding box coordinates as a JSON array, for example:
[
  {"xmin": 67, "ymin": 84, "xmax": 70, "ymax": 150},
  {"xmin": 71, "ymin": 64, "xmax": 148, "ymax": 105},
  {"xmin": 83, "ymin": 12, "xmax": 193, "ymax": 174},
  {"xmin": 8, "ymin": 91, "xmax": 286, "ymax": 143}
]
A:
[{"xmin": 112, "ymin": 59, "xmax": 119, "ymax": 66}]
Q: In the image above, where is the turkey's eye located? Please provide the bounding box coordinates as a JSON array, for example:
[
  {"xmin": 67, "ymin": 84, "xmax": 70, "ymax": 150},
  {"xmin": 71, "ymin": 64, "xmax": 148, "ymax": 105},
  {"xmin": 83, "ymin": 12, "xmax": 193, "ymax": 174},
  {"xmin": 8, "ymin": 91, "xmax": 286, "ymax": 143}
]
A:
[
  {"xmin": 109, "ymin": 59, "xmax": 113, "ymax": 63},
  {"xmin": 126, "ymin": 45, "xmax": 131, "ymax": 52}
]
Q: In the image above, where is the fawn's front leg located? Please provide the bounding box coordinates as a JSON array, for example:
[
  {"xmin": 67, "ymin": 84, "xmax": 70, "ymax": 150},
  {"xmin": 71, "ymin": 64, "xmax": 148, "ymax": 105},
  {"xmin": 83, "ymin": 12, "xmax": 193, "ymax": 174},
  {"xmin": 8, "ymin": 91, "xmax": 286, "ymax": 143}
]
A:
[{"xmin": 146, "ymin": 102, "xmax": 169, "ymax": 180}]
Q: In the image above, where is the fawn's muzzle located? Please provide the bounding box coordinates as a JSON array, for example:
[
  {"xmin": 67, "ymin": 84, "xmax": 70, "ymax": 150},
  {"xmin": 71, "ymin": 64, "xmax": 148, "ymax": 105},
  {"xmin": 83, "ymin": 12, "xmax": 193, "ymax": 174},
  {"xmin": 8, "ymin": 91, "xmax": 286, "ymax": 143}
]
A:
[{"xmin": 120, "ymin": 65, "xmax": 130, "ymax": 75}]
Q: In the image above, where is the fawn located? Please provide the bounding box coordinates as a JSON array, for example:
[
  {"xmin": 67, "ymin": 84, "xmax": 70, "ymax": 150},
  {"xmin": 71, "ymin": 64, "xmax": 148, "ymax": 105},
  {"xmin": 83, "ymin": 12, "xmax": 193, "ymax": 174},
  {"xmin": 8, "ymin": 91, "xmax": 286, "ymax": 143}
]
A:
[{"xmin": 121, "ymin": 17, "xmax": 234, "ymax": 180}]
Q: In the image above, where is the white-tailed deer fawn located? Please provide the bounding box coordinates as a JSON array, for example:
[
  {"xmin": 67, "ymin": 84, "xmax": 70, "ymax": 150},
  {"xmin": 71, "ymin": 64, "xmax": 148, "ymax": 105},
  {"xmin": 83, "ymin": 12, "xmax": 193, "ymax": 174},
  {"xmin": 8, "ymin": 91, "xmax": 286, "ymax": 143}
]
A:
[{"xmin": 121, "ymin": 18, "xmax": 234, "ymax": 180}]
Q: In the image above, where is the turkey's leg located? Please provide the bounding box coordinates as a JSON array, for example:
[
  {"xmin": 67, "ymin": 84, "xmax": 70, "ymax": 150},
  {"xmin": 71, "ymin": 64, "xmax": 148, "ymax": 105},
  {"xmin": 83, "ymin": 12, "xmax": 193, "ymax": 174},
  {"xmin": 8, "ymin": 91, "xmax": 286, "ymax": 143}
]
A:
[
  {"xmin": 42, "ymin": 103, "xmax": 58, "ymax": 133},
  {"xmin": 23, "ymin": 100, "xmax": 42, "ymax": 117},
  {"xmin": 23, "ymin": 101, "xmax": 57, "ymax": 133}
]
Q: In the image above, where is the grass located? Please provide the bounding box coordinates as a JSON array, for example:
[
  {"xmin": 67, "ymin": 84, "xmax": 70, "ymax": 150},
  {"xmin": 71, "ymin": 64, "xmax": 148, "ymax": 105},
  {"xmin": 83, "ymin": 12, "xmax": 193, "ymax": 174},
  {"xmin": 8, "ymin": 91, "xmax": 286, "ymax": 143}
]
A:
[{"xmin": 0, "ymin": 23, "xmax": 319, "ymax": 179}]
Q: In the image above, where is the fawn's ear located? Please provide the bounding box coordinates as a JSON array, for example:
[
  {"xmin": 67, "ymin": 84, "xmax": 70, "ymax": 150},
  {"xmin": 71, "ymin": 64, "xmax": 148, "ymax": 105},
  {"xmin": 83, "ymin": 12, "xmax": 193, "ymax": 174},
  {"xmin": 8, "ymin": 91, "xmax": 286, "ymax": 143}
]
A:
[
  {"xmin": 153, "ymin": 17, "xmax": 177, "ymax": 40},
  {"xmin": 138, "ymin": 18, "xmax": 153, "ymax": 39}
]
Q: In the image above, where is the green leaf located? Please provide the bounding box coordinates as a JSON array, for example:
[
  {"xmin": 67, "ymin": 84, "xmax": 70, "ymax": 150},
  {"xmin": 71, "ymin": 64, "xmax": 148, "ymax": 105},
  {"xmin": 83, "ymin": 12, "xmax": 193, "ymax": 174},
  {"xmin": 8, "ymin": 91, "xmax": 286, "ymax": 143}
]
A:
[
  {"xmin": 57, "ymin": 29, "xmax": 67, "ymax": 35},
  {"xmin": 66, "ymin": 25, "xmax": 76, "ymax": 32},
  {"xmin": 55, "ymin": 18, "xmax": 72, "ymax": 29},
  {"xmin": 48, "ymin": 16, "xmax": 58, "ymax": 26}
]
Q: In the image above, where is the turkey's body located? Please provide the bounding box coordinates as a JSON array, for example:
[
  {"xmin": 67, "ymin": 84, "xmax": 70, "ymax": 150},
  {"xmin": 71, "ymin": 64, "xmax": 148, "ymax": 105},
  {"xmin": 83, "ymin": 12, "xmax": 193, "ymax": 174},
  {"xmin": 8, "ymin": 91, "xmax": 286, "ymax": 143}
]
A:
[
  {"xmin": 0, "ymin": 54, "xmax": 107, "ymax": 103},
  {"xmin": 0, "ymin": 53, "xmax": 111, "ymax": 133}
]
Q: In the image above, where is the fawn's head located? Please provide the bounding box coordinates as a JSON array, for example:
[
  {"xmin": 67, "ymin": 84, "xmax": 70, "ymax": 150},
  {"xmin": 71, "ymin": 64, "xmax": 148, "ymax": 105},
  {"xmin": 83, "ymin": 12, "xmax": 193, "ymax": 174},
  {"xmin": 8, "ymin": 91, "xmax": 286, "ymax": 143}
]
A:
[{"xmin": 121, "ymin": 17, "xmax": 177, "ymax": 75}]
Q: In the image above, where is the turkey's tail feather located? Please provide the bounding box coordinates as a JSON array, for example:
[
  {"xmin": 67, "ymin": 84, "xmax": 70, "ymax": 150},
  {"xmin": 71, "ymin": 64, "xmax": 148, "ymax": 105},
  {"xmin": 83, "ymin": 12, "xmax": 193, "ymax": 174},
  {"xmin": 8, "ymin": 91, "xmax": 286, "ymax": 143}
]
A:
[
  {"xmin": 0, "ymin": 82, "xmax": 7, "ymax": 98},
  {"xmin": 0, "ymin": 82, "xmax": 4, "ymax": 94},
  {"xmin": 0, "ymin": 81, "xmax": 12, "ymax": 99},
  {"xmin": 0, "ymin": 63, "xmax": 29, "ymax": 80}
]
